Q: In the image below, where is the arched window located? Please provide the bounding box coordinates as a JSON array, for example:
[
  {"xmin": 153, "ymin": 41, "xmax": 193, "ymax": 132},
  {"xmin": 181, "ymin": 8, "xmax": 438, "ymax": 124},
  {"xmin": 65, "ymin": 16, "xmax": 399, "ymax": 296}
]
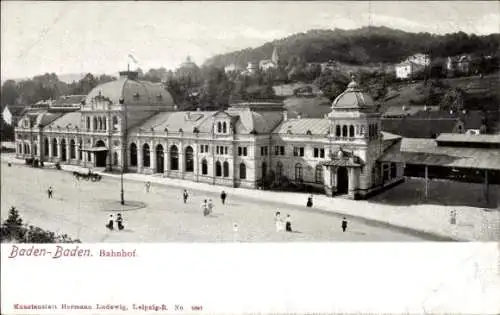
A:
[
  {"xmin": 143, "ymin": 143, "xmax": 150, "ymax": 167},
  {"xmin": 342, "ymin": 125, "xmax": 348, "ymax": 137},
  {"xmin": 25, "ymin": 143, "xmax": 30, "ymax": 154},
  {"xmin": 112, "ymin": 116, "xmax": 118, "ymax": 130},
  {"xmin": 79, "ymin": 139, "xmax": 82, "ymax": 160},
  {"xmin": 336, "ymin": 125, "xmax": 341, "ymax": 137},
  {"xmin": 93, "ymin": 117, "xmax": 98, "ymax": 130},
  {"xmin": 239, "ymin": 163, "xmax": 246, "ymax": 179},
  {"xmin": 113, "ymin": 152, "xmax": 119, "ymax": 166},
  {"xmin": 390, "ymin": 163, "xmax": 397, "ymax": 179},
  {"xmin": 276, "ymin": 161, "xmax": 283, "ymax": 178},
  {"xmin": 130, "ymin": 143, "xmax": 137, "ymax": 166},
  {"xmin": 103, "ymin": 117, "xmax": 107, "ymax": 130},
  {"xmin": 215, "ymin": 161, "xmax": 222, "ymax": 177},
  {"xmin": 295, "ymin": 163, "xmax": 303, "ymax": 181},
  {"xmin": 86, "ymin": 117, "xmax": 90, "ymax": 130},
  {"xmin": 201, "ymin": 159, "xmax": 208, "ymax": 175},
  {"xmin": 349, "ymin": 125, "xmax": 354, "ymax": 137},
  {"xmin": 170, "ymin": 145, "xmax": 179, "ymax": 170},
  {"xmin": 222, "ymin": 122, "xmax": 227, "ymax": 133},
  {"xmin": 44, "ymin": 138, "xmax": 49, "ymax": 156},
  {"xmin": 315, "ymin": 165, "xmax": 323, "ymax": 183},
  {"xmin": 185, "ymin": 146, "xmax": 194, "ymax": 172},
  {"xmin": 217, "ymin": 122, "xmax": 222, "ymax": 133},
  {"xmin": 33, "ymin": 143, "xmax": 37, "ymax": 155},
  {"xmin": 360, "ymin": 125, "xmax": 365, "ymax": 136},
  {"xmin": 223, "ymin": 161, "xmax": 229, "ymax": 177},
  {"xmin": 262, "ymin": 162, "xmax": 267, "ymax": 178},
  {"xmin": 52, "ymin": 138, "xmax": 58, "ymax": 157},
  {"xmin": 70, "ymin": 139, "xmax": 76, "ymax": 159},
  {"xmin": 18, "ymin": 143, "xmax": 22, "ymax": 154}
]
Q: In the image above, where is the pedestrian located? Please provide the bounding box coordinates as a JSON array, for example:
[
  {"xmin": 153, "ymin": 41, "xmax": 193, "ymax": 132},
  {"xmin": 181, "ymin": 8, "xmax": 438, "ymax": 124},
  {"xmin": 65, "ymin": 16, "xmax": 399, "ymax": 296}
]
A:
[
  {"xmin": 202, "ymin": 199, "xmax": 209, "ymax": 216},
  {"xmin": 183, "ymin": 190, "xmax": 189, "ymax": 203},
  {"xmin": 220, "ymin": 190, "xmax": 227, "ymax": 205},
  {"xmin": 116, "ymin": 213, "xmax": 124, "ymax": 231},
  {"xmin": 306, "ymin": 194, "xmax": 313, "ymax": 207},
  {"xmin": 145, "ymin": 181, "xmax": 151, "ymax": 193},
  {"xmin": 47, "ymin": 186, "xmax": 53, "ymax": 199},
  {"xmin": 341, "ymin": 217, "xmax": 348, "ymax": 232},
  {"xmin": 207, "ymin": 198, "xmax": 214, "ymax": 215},
  {"xmin": 275, "ymin": 211, "xmax": 284, "ymax": 232},
  {"xmin": 285, "ymin": 214, "xmax": 292, "ymax": 232},
  {"xmin": 106, "ymin": 214, "xmax": 114, "ymax": 231}
]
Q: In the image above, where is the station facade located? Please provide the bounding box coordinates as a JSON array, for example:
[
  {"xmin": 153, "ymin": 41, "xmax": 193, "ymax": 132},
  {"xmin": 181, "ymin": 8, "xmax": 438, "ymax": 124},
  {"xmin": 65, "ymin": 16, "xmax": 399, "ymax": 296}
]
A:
[{"xmin": 15, "ymin": 70, "xmax": 405, "ymax": 199}]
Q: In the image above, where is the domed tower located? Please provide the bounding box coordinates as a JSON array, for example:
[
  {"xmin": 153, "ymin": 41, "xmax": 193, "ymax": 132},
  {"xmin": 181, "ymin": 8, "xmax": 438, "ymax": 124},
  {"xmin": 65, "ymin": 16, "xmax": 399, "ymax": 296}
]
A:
[
  {"xmin": 81, "ymin": 69, "xmax": 175, "ymax": 171},
  {"xmin": 324, "ymin": 76, "xmax": 383, "ymax": 199}
]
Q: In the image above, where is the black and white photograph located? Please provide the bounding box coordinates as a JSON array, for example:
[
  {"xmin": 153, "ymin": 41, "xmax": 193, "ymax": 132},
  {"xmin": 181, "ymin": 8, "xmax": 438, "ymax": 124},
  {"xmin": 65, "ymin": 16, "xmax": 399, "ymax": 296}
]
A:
[{"xmin": 1, "ymin": 1, "xmax": 499, "ymax": 245}]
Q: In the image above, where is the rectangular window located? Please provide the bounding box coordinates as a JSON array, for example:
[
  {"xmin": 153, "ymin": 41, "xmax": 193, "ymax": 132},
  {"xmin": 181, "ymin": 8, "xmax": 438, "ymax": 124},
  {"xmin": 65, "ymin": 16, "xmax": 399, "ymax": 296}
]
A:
[
  {"xmin": 238, "ymin": 147, "xmax": 242, "ymax": 156},
  {"xmin": 243, "ymin": 147, "xmax": 247, "ymax": 156},
  {"xmin": 205, "ymin": 145, "xmax": 209, "ymax": 153},
  {"xmin": 320, "ymin": 148, "xmax": 325, "ymax": 158},
  {"xmin": 274, "ymin": 146, "xmax": 279, "ymax": 155},
  {"xmin": 293, "ymin": 147, "xmax": 298, "ymax": 157},
  {"xmin": 200, "ymin": 145, "xmax": 204, "ymax": 153},
  {"xmin": 280, "ymin": 146, "xmax": 285, "ymax": 155},
  {"xmin": 299, "ymin": 147, "xmax": 304, "ymax": 157},
  {"xmin": 314, "ymin": 148, "xmax": 319, "ymax": 158},
  {"xmin": 224, "ymin": 147, "xmax": 228, "ymax": 155},
  {"xmin": 216, "ymin": 146, "xmax": 220, "ymax": 155}
]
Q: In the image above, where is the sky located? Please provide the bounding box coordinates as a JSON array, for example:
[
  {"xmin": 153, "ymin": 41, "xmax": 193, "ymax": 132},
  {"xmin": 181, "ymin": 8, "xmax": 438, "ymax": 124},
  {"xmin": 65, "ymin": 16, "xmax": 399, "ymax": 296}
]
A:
[{"xmin": 1, "ymin": 1, "xmax": 499, "ymax": 80}]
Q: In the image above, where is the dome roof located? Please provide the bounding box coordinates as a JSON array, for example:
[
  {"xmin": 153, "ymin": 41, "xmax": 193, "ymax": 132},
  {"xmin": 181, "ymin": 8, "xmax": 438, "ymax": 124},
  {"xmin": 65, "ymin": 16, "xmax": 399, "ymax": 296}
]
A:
[
  {"xmin": 332, "ymin": 80, "xmax": 375, "ymax": 109},
  {"xmin": 85, "ymin": 77, "xmax": 174, "ymax": 108},
  {"xmin": 179, "ymin": 56, "xmax": 199, "ymax": 69}
]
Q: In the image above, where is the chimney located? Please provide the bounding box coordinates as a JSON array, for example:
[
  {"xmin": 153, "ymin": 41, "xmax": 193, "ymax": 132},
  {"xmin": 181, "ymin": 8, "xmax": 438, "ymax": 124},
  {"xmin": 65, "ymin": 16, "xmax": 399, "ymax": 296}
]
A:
[{"xmin": 283, "ymin": 111, "xmax": 288, "ymax": 121}]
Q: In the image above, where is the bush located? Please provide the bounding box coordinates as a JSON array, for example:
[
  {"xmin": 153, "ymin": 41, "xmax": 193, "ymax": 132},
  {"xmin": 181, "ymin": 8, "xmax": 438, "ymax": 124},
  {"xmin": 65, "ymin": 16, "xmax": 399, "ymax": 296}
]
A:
[{"xmin": 0, "ymin": 207, "xmax": 80, "ymax": 243}]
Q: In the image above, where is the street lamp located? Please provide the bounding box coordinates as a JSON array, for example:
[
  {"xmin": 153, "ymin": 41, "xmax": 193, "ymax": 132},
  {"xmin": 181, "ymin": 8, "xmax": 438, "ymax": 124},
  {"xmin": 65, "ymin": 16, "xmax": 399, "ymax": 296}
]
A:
[{"xmin": 121, "ymin": 163, "xmax": 125, "ymax": 205}]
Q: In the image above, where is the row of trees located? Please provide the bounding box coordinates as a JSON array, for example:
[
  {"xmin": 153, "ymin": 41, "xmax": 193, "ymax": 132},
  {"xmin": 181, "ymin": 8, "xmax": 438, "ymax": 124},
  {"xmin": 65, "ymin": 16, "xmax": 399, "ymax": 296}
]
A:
[
  {"xmin": 206, "ymin": 27, "xmax": 500, "ymax": 68},
  {"xmin": 1, "ymin": 73, "xmax": 116, "ymax": 109}
]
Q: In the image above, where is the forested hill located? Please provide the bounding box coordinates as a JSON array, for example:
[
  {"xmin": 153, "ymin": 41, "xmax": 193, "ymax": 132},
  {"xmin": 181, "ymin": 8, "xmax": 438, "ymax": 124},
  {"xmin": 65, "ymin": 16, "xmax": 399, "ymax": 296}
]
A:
[{"xmin": 204, "ymin": 26, "xmax": 500, "ymax": 68}]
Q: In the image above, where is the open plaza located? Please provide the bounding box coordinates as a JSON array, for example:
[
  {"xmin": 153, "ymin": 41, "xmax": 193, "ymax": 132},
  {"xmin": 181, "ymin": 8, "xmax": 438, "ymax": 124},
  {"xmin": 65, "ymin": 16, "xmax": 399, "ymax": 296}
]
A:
[{"xmin": 1, "ymin": 152, "xmax": 499, "ymax": 242}]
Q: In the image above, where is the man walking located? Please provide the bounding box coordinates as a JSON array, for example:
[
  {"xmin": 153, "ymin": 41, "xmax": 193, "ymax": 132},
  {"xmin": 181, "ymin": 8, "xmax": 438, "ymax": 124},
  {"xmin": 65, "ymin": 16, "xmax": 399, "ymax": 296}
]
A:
[
  {"xmin": 183, "ymin": 190, "xmax": 189, "ymax": 203},
  {"xmin": 341, "ymin": 217, "xmax": 348, "ymax": 232},
  {"xmin": 220, "ymin": 190, "xmax": 227, "ymax": 205},
  {"xmin": 145, "ymin": 181, "xmax": 151, "ymax": 193},
  {"xmin": 47, "ymin": 186, "xmax": 54, "ymax": 199}
]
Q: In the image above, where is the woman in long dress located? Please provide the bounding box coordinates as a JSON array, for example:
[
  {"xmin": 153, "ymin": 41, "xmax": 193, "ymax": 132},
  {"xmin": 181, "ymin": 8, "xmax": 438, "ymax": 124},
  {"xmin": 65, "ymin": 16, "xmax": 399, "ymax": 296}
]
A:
[
  {"xmin": 116, "ymin": 213, "xmax": 124, "ymax": 230},
  {"xmin": 202, "ymin": 200, "xmax": 209, "ymax": 216},
  {"xmin": 106, "ymin": 214, "xmax": 114, "ymax": 230},
  {"xmin": 285, "ymin": 214, "xmax": 292, "ymax": 232},
  {"xmin": 207, "ymin": 199, "xmax": 214, "ymax": 215},
  {"xmin": 275, "ymin": 211, "xmax": 283, "ymax": 232}
]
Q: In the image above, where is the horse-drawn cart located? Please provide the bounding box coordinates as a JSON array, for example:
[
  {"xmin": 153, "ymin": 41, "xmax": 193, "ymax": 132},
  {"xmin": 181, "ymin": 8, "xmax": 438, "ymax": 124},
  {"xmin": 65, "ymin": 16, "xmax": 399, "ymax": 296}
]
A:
[{"xmin": 73, "ymin": 170, "xmax": 102, "ymax": 182}]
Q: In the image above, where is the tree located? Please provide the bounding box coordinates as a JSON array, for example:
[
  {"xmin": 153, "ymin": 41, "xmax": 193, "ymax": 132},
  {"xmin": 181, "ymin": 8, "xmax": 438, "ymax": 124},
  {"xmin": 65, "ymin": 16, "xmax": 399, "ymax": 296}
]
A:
[
  {"xmin": 1, "ymin": 80, "xmax": 19, "ymax": 107},
  {"xmin": 0, "ymin": 207, "xmax": 25, "ymax": 241},
  {"xmin": 440, "ymin": 87, "xmax": 465, "ymax": 112},
  {"xmin": 314, "ymin": 70, "xmax": 349, "ymax": 101}
]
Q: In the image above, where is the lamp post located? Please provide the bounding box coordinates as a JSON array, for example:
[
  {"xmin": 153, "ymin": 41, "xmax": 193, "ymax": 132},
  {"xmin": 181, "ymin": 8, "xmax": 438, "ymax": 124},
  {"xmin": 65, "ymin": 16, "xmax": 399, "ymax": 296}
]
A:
[{"xmin": 121, "ymin": 165, "xmax": 125, "ymax": 205}]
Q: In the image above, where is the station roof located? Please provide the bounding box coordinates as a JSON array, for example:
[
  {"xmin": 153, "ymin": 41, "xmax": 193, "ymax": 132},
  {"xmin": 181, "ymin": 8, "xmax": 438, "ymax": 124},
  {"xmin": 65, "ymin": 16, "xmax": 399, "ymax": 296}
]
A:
[{"xmin": 379, "ymin": 137, "xmax": 500, "ymax": 171}]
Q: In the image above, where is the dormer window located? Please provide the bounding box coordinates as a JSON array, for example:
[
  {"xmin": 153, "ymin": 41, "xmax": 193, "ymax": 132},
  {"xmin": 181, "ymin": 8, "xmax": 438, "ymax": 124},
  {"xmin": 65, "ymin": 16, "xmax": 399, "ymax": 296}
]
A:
[
  {"xmin": 222, "ymin": 122, "xmax": 227, "ymax": 133},
  {"xmin": 306, "ymin": 130, "xmax": 312, "ymax": 136},
  {"xmin": 119, "ymin": 98, "xmax": 125, "ymax": 104}
]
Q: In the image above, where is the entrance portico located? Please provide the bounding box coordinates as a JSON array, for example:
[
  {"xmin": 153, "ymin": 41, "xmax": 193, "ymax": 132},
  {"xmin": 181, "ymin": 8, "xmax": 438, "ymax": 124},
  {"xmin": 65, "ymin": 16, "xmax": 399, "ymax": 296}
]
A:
[{"xmin": 321, "ymin": 151, "xmax": 363, "ymax": 199}]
